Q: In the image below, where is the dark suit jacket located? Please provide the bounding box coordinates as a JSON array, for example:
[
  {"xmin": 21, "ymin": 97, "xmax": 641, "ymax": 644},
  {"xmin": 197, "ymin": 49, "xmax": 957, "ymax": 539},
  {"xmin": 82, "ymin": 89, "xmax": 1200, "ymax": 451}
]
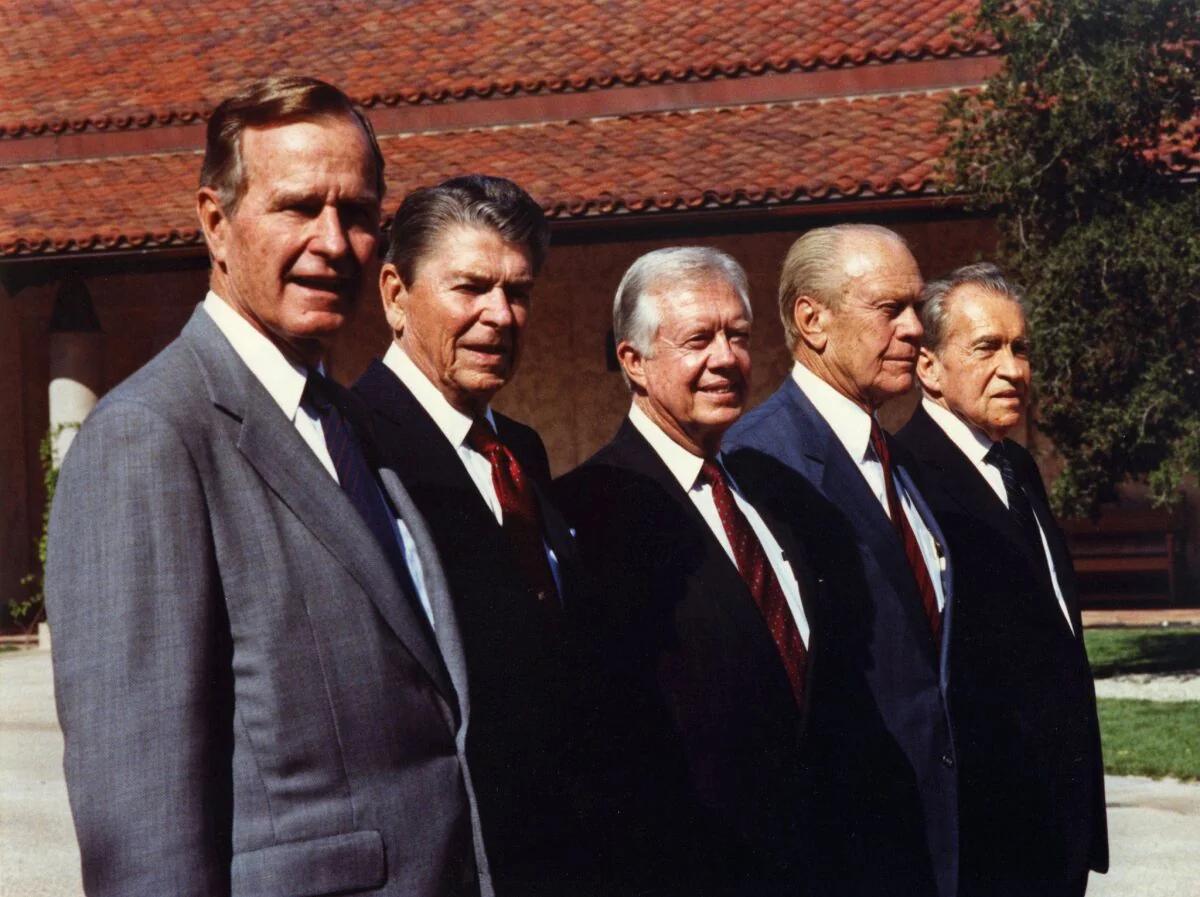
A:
[
  {"xmin": 723, "ymin": 376, "xmax": 959, "ymax": 897},
  {"xmin": 896, "ymin": 404, "xmax": 1108, "ymax": 895},
  {"xmin": 555, "ymin": 418, "xmax": 824, "ymax": 897},
  {"xmin": 354, "ymin": 359, "xmax": 591, "ymax": 895},
  {"xmin": 46, "ymin": 308, "xmax": 483, "ymax": 897}
]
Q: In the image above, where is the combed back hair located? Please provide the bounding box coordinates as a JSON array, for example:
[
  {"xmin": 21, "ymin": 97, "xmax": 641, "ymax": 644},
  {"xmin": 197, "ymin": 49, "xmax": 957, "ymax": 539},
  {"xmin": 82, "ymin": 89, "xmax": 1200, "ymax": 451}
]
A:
[
  {"xmin": 384, "ymin": 175, "xmax": 550, "ymax": 284},
  {"xmin": 612, "ymin": 246, "xmax": 751, "ymax": 385},
  {"xmin": 200, "ymin": 76, "xmax": 385, "ymax": 215},
  {"xmin": 777, "ymin": 224, "xmax": 909, "ymax": 350},
  {"xmin": 920, "ymin": 262, "xmax": 1026, "ymax": 353}
]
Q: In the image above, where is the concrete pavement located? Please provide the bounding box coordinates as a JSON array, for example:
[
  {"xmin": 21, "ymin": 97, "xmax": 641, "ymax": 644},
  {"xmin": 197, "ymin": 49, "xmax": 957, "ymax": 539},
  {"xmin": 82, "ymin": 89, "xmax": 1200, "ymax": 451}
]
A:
[
  {"xmin": 2, "ymin": 646, "xmax": 1198, "ymax": 896},
  {"xmin": 0, "ymin": 649, "xmax": 82, "ymax": 897}
]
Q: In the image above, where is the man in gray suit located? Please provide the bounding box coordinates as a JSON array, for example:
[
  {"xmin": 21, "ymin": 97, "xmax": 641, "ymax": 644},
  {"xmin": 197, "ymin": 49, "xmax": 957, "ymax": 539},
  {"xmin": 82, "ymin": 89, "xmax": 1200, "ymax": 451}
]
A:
[{"xmin": 45, "ymin": 77, "xmax": 488, "ymax": 897}]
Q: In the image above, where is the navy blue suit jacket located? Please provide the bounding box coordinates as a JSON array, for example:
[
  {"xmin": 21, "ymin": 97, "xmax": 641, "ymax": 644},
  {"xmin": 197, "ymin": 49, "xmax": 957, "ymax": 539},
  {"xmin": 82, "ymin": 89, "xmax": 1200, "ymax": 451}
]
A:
[{"xmin": 723, "ymin": 375, "xmax": 959, "ymax": 897}]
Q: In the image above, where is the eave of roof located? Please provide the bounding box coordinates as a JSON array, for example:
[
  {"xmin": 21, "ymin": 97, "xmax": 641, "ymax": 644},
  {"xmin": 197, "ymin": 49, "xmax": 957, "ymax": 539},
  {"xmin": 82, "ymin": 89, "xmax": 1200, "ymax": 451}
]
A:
[{"xmin": 0, "ymin": 90, "xmax": 961, "ymax": 259}]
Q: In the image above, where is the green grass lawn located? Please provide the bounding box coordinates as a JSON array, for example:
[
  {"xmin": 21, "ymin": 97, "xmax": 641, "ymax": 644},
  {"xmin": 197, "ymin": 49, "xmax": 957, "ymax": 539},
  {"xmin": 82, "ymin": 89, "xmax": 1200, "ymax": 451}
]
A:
[
  {"xmin": 1097, "ymin": 698, "xmax": 1200, "ymax": 781},
  {"xmin": 1084, "ymin": 626, "xmax": 1200, "ymax": 678}
]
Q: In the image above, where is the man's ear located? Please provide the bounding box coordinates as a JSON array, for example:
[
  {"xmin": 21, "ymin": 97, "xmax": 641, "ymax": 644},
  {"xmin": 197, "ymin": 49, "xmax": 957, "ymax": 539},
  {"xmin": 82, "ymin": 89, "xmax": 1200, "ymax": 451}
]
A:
[
  {"xmin": 916, "ymin": 346, "xmax": 942, "ymax": 396},
  {"xmin": 616, "ymin": 340, "xmax": 649, "ymax": 392},
  {"xmin": 792, "ymin": 294, "xmax": 828, "ymax": 352},
  {"xmin": 196, "ymin": 187, "xmax": 232, "ymax": 268},
  {"xmin": 380, "ymin": 263, "xmax": 408, "ymax": 336}
]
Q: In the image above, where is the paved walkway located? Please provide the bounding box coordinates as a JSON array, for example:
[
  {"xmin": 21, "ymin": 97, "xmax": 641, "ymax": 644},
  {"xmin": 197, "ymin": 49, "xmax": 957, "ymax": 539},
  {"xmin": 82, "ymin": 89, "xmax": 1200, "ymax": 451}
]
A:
[
  {"xmin": 1094, "ymin": 673, "xmax": 1200, "ymax": 702},
  {"xmin": 1083, "ymin": 608, "xmax": 1200, "ymax": 627},
  {"xmin": 3, "ymin": 647, "xmax": 1199, "ymax": 897},
  {"xmin": 0, "ymin": 649, "xmax": 81, "ymax": 897}
]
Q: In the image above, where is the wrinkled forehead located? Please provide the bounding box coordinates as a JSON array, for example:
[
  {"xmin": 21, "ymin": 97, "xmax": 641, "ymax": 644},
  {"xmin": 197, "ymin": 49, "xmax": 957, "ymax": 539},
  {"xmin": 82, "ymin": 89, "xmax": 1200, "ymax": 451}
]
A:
[
  {"xmin": 241, "ymin": 114, "xmax": 379, "ymax": 189},
  {"xmin": 650, "ymin": 275, "xmax": 749, "ymax": 326}
]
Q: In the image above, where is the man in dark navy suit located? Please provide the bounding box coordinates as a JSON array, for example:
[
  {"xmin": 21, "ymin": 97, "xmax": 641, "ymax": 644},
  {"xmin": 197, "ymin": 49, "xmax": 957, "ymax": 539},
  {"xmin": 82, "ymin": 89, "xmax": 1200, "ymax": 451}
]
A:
[
  {"xmin": 895, "ymin": 263, "xmax": 1107, "ymax": 897},
  {"xmin": 353, "ymin": 175, "xmax": 590, "ymax": 896},
  {"xmin": 723, "ymin": 224, "xmax": 958, "ymax": 897},
  {"xmin": 557, "ymin": 247, "xmax": 823, "ymax": 897}
]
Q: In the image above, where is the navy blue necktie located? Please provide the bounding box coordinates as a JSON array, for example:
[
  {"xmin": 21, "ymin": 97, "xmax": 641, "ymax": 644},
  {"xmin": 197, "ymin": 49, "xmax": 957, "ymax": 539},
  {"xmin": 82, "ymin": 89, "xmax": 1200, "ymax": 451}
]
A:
[{"xmin": 305, "ymin": 372, "xmax": 418, "ymax": 601}]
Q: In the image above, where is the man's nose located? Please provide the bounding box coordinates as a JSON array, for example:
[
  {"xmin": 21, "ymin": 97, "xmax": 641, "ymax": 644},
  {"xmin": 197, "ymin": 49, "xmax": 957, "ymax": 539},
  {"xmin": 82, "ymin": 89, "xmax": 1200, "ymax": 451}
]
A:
[
  {"xmin": 897, "ymin": 304, "xmax": 924, "ymax": 341},
  {"xmin": 708, "ymin": 331, "xmax": 737, "ymax": 368},
  {"xmin": 996, "ymin": 345, "xmax": 1029, "ymax": 381},
  {"xmin": 310, "ymin": 205, "xmax": 350, "ymax": 258},
  {"xmin": 479, "ymin": 286, "xmax": 515, "ymax": 327}
]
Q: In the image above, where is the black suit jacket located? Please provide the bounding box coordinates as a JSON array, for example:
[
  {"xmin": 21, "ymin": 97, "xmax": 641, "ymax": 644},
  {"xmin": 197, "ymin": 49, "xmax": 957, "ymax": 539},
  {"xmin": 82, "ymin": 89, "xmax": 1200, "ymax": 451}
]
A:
[
  {"xmin": 555, "ymin": 418, "xmax": 824, "ymax": 897},
  {"xmin": 896, "ymin": 404, "xmax": 1107, "ymax": 896},
  {"xmin": 354, "ymin": 359, "xmax": 591, "ymax": 895}
]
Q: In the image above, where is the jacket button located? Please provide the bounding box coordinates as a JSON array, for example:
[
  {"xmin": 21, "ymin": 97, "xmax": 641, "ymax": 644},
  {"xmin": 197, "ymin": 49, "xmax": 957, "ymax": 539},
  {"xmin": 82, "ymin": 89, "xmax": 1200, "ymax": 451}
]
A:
[{"xmin": 942, "ymin": 753, "xmax": 955, "ymax": 769}]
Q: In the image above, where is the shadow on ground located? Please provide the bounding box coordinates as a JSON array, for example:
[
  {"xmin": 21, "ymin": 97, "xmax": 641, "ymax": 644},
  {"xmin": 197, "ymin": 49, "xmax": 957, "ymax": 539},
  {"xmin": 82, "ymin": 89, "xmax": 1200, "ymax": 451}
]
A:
[{"xmin": 1087, "ymin": 629, "xmax": 1200, "ymax": 679}]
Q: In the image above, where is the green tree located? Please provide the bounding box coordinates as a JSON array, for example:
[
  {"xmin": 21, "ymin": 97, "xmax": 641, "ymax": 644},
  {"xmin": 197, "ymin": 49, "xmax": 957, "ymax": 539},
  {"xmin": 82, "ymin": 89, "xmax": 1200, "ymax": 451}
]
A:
[{"xmin": 942, "ymin": 0, "xmax": 1199, "ymax": 515}]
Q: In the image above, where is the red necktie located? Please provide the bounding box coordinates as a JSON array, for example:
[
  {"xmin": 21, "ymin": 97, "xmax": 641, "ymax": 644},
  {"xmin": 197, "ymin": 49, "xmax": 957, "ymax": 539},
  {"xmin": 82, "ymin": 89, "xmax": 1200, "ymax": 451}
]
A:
[
  {"xmin": 700, "ymin": 459, "xmax": 807, "ymax": 706},
  {"xmin": 466, "ymin": 420, "xmax": 560, "ymax": 614},
  {"xmin": 869, "ymin": 419, "xmax": 942, "ymax": 642}
]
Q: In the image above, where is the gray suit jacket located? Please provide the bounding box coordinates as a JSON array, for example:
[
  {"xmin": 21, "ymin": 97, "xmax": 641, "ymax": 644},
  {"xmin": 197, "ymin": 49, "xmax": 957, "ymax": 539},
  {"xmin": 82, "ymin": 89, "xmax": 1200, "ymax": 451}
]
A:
[{"xmin": 45, "ymin": 307, "xmax": 490, "ymax": 897}]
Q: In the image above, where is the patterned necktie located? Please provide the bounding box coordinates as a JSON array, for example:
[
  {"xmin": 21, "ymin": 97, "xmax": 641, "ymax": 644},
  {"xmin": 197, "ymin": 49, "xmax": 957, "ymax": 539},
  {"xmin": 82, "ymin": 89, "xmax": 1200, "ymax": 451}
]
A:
[
  {"xmin": 466, "ymin": 420, "xmax": 560, "ymax": 614},
  {"xmin": 304, "ymin": 372, "xmax": 418, "ymax": 600},
  {"xmin": 869, "ymin": 418, "xmax": 942, "ymax": 642},
  {"xmin": 699, "ymin": 459, "xmax": 807, "ymax": 706},
  {"xmin": 984, "ymin": 441, "xmax": 1047, "ymax": 561}
]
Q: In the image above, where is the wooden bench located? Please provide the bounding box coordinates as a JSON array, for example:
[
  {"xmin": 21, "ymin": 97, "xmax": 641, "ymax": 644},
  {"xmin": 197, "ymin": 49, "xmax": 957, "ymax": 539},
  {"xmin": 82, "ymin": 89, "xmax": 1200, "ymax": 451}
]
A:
[{"xmin": 1062, "ymin": 507, "xmax": 1186, "ymax": 605}]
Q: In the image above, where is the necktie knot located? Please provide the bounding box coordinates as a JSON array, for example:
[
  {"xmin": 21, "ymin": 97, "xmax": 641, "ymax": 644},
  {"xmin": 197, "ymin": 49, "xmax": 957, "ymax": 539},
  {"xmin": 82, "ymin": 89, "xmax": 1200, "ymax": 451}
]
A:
[
  {"xmin": 984, "ymin": 440, "xmax": 1010, "ymax": 471},
  {"xmin": 698, "ymin": 458, "xmax": 726, "ymax": 490},
  {"xmin": 304, "ymin": 370, "xmax": 339, "ymax": 415},
  {"xmin": 466, "ymin": 419, "xmax": 504, "ymax": 457}
]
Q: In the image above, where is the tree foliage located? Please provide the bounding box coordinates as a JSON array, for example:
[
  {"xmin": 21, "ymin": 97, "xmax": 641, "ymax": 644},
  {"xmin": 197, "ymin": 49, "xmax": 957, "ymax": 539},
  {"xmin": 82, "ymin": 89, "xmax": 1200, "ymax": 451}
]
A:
[{"xmin": 942, "ymin": 0, "xmax": 1200, "ymax": 515}]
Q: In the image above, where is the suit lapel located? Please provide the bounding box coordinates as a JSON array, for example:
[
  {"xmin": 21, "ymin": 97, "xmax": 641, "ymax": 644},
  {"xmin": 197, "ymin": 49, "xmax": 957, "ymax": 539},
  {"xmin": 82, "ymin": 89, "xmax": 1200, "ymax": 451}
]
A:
[
  {"xmin": 185, "ymin": 314, "xmax": 455, "ymax": 703},
  {"xmin": 781, "ymin": 381, "xmax": 940, "ymax": 663},
  {"xmin": 903, "ymin": 407, "xmax": 1040, "ymax": 572},
  {"xmin": 1022, "ymin": 472, "xmax": 1083, "ymax": 640},
  {"xmin": 612, "ymin": 420, "xmax": 789, "ymax": 669}
]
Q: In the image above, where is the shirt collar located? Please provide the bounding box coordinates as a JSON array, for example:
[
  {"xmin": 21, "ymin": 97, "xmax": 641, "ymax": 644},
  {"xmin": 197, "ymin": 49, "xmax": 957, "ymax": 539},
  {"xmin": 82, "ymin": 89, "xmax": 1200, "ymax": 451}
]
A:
[
  {"xmin": 202, "ymin": 291, "xmax": 309, "ymax": 421},
  {"xmin": 791, "ymin": 361, "xmax": 876, "ymax": 464},
  {"xmin": 382, "ymin": 341, "xmax": 495, "ymax": 445},
  {"xmin": 921, "ymin": 396, "xmax": 996, "ymax": 465},
  {"xmin": 627, "ymin": 402, "xmax": 712, "ymax": 492}
]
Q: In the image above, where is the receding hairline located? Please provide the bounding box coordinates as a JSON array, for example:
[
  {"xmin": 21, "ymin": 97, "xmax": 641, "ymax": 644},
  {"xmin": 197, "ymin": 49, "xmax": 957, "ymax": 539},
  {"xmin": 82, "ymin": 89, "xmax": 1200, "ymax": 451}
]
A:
[{"xmin": 940, "ymin": 281, "xmax": 1027, "ymax": 334}]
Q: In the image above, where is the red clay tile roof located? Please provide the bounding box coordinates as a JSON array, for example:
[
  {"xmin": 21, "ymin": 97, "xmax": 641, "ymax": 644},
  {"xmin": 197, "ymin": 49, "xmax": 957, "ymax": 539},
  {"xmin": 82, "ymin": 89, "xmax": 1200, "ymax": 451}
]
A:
[
  {"xmin": 0, "ymin": 91, "xmax": 953, "ymax": 257},
  {"xmin": 0, "ymin": 0, "xmax": 990, "ymax": 137}
]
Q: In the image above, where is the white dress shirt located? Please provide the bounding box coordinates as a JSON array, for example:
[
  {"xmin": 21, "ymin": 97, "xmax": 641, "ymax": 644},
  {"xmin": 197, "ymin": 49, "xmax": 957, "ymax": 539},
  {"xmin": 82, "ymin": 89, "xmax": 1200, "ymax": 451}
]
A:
[
  {"xmin": 383, "ymin": 342, "xmax": 501, "ymax": 521},
  {"xmin": 792, "ymin": 362, "xmax": 946, "ymax": 611},
  {"xmin": 921, "ymin": 398, "xmax": 1073, "ymax": 632},
  {"xmin": 203, "ymin": 292, "xmax": 435, "ymax": 625},
  {"xmin": 381, "ymin": 341, "xmax": 562, "ymax": 592},
  {"xmin": 628, "ymin": 403, "xmax": 810, "ymax": 647}
]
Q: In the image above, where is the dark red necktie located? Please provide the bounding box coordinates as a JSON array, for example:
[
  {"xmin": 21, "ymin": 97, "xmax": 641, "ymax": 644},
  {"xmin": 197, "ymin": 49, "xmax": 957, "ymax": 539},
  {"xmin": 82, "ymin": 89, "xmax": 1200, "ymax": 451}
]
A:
[
  {"xmin": 466, "ymin": 420, "xmax": 560, "ymax": 613},
  {"xmin": 869, "ymin": 419, "xmax": 942, "ymax": 642},
  {"xmin": 700, "ymin": 459, "xmax": 807, "ymax": 706}
]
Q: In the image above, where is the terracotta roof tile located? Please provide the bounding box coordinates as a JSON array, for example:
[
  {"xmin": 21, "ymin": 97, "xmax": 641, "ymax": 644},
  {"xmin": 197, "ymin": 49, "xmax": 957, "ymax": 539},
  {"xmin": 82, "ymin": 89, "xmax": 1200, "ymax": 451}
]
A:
[
  {"xmin": 0, "ymin": 92, "xmax": 957, "ymax": 257},
  {"xmin": 0, "ymin": 0, "xmax": 990, "ymax": 136}
]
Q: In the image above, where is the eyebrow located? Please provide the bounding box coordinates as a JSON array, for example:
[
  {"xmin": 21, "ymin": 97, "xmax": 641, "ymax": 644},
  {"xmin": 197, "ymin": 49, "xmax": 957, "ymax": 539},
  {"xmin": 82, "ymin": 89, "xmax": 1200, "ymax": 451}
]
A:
[{"xmin": 450, "ymin": 269, "xmax": 534, "ymax": 287}]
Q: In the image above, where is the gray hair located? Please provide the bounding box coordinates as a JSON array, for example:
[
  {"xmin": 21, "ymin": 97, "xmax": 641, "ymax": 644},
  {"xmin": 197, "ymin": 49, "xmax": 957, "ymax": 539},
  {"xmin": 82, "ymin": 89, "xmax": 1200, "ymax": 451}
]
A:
[
  {"xmin": 613, "ymin": 247, "xmax": 751, "ymax": 379},
  {"xmin": 920, "ymin": 262, "xmax": 1025, "ymax": 352},
  {"xmin": 777, "ymin": 224, "xmax": 908, "ymax": 350}
]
